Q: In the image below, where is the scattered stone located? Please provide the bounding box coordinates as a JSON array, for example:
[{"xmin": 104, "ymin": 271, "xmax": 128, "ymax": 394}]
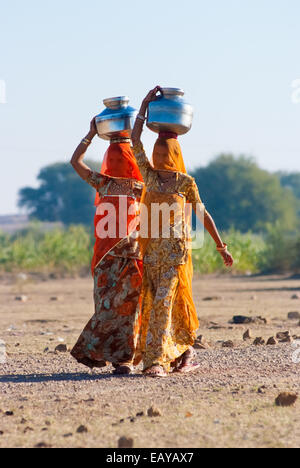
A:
[
  {"xmin": 43, "ymin": 347, "xmax": 49, "ymax": 353},
  {"xmin": 54, "ymin": 344, "xmax": 67, "ymax": 353},
  {"xmin": 15, "ymin": 295, "xmax": 28, "ymax": 302},
  {"xmin": 253, "ymin": 337, "xmax": 265, "ymax": 346},
  {"xmin": 5, "ymin": 411, "xmax": 14, "ymax": 416},
  {"xmin": 147, "ymin": 406, "xmax": 162, "ymax": 417},
  {"xmin": 24, "ymin": 427, "xmax": 34, "ymax": 433},
  {"xmin": 202, "ymin": 296, "xmax": 222, "ymax": 301},
  {"xmin": 50, "ymin": 297, "xmax": 58, "ymax": 301},
  {"xmin": 276, "ymin": 331, "xmax": 290, "ymax": 341},
  {"xmin": 0, "ymin": 431, "xmax": 3, "ymax": 435},
  {"xmin": 34, "ymin": 442, "xmax": 52, "ymax": 448},
  {"xmin": 281, "ymin": 336, "xmax": 293, "ymax": 343},
  {"xmin": 291, "ymin": 294, "xmax": 300, "ymax": 300},
  {"xmin": 136, "ymin": 412, "xmax": 144, "ymax": 417},
  {"xmin": 275, "ymin": 393, "xmax": 298, "ymax": 407},
  {"xmin": 118, "ymin": 436, "xmax": 134, "ymax": 448},
  {"xmin": 15, "ymin": 343, "xmax": 20, "ymax": 347},
  {"xmin": 232, "ymin": 316, "xmax": 267, "ymax": 325},
  {"xmin": 288, "ymin": 312, "xmax": 300, "ymax": 320},
  {"xmin": 267, "ymin": 337, "xmax": 277, "ymax": 345},
  {"xmin": 76, "ymin": 425, "xmax": 88, "ymax": 434},
  {"xmin": 222, "ymin": 340, "xmax": 234, "ymax": 348},
  {"xmin": 193, "ymin": 335, "xmax": 210, "ymax": 350},
  {"xmin": 63, "ymin": 433, "xmax": 73, "ymax": 438},
  {"xmin": 20, "ymin": 418, "xmax": 27, "ymax": 424},
  {"xmin": 243, "ymin": 329, "xmax": 252, "ymax": 341},
  {"xmin": 258, "ymin": 386, "xmax": 267, "ymax": 394}
]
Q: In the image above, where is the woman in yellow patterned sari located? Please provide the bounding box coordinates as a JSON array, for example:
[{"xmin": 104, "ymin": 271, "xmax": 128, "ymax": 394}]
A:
[{"xmin": 131, "ymin": 87, "xmax": 234, "ymax": 377}]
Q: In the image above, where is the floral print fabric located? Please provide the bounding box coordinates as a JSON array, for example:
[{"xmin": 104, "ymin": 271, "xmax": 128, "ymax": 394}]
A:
[{"xmin": 71, "ymin": 254, "xmax": 143, "ymax": 367}]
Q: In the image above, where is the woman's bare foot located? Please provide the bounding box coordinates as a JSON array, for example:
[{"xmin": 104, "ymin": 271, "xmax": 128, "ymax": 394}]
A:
[
  {"xmin": 173, "ymin": 348, "xmax": 200, "ymax": 373},
  {"xmin": 143, "ymin": 365, "xmax": 167, "ymax": 378}
]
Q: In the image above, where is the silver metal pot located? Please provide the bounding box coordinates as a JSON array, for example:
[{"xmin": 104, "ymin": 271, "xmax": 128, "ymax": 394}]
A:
[
  {"xmin": 95, "ymin": 96, "xmax": 138, "ymax": 140},
  {"xmin": 146, "ymin": 88, "xmax": 193, "ymax": 135}
]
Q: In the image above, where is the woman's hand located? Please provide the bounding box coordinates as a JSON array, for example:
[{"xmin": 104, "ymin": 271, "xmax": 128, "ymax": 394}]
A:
[
  {"xmin": 219, "ymin": 249, "xmax": 234, "ymax": 267},
  {"xmin": 87, "ymin": 116, "xmax": 97, "ymax": 139},
  {"xmin": 143, "ymin": 86, "xmax": 162, "ymax": 105}
]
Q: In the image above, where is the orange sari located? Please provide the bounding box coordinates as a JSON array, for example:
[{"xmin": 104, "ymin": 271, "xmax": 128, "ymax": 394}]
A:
[
  {"xmin": 71, "ymin": 141, "xmax": 145, "ymax": 368},
  {"xmin": 134, "ymin": 135, "xmax": 199, "ymax": 372}
]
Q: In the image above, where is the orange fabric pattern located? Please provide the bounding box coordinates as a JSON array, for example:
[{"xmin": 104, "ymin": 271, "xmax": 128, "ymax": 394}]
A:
[{"xmin": 132, "ymin": 137, "xmax": 202, "ymax": 372}]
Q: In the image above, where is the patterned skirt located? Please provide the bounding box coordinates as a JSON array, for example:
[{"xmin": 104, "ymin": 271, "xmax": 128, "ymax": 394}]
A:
[{"xmin": 71, "ymin": 254, "xmax": 143, "ymax": 368}]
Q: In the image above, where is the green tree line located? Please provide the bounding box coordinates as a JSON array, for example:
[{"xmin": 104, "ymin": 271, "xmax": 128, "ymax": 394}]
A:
[{"xmin": 18, "ymin": 155, "xmax": 300, "ymax": 233}]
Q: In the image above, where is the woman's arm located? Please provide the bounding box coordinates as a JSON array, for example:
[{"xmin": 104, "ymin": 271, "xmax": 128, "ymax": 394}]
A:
[
  {"xmin": 187, "ymin": 180, "xmax": 234, "ymax": 267},
  {"xmin": 131, "ymin": 86, "xmax": 162, "ymax": 146},
  {"xmin": 131, "ymin": 86, "xmax": 162, "ymax": 183},
  {"xmin": 70, "ymin": 117, "xmax": 97, "ymax": 180}
]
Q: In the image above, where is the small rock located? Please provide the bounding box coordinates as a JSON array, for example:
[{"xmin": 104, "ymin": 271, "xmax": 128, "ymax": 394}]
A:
[
  {"xmin": 147, "ymin": 406, "xmax": 162, "ymax": 417},
  {"xmin": 276, "ymin": 331, "xmax": 290, "ymax": 340},
  {"xmin": 34, "ymin": 442, "xmax": 52, "ymax": 448},
  {"xmin": 0, "ymin": 431, "xmax": 3, "ymax": 435},
  {"xmin": 275, "ymin": 393, "xmax": 298, "ymax": 407},
  {"xmin": 5, "ymin": 411, "xmax": 14, "ymax": 416},
  {"xmin": 202, "ymin": 296, "xmax": 222, "ymax": 301},
  {"xmin": 243, "ymin": 329, "xmax": 252, "ymax": 341},
  {"xmin": 43, "ymin": 347, "xmax": 49, "ymax": 353},
  {"xmin": 24, "ymin": 427, "xmax": 34, "ymax": 433},
  {"xmin": 258, "ymin": 386, "xmax": 267, "ymax": 394},
  {"xmin": 15, "ymin": 343, "xmax": 20, "ymax": 347},
  {"xmin": 288, "ymin": 312, "xmax": 300, "ymax": 320},
  {"xmin": 50, "ymin": 297, "xmax": 58, "ymax": 301},
  {"xmin": 291, "ymin": 294, "xmax": 300, "ymax": 300},
  {"xmin": 136, "ymin": 412, "xmax": 144, "ymax": 417},
  {"xmin": 63, "ymin": 433, "xmax": 73, "ymax": 438},
  {"xmin": 222, "ymin": 340, "xmax": 234, "ymax": 348},
  {"xmin": 15, "ymin": 295, "xmax": 28, "ymax": 302},
  {"xmin": 55, "ymin": 344, "xmax": 67, "ymax": 353},
  {"xmin": 267, "ymin": 337, "xmax": 277, "ymax": 345},
  {"xmin": 76, "ymin": 425, "xmax": 88, "ymax": 434},
  {"xmin": 193, "ymin": 335, "xmax": 210, "ymax": 350},
  {"xmin": 118, "ymin": 437, "xmax": 134, "ymax": 448},
  {"xmin": 253, "ymin": 337, "xmax": 265, "ymax": 346},
  {"xmin": 233, "ymin": 315, "xmax": 267, "ymax": 325},
  {"xmin": 281, "ymin": 336, "xmax": 293, "ymax": 343}
]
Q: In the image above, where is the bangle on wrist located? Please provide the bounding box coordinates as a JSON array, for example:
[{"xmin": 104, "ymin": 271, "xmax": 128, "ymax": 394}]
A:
[
  {"xmin": 81, "ymin": 137, "xmax": 92, "ymax": 146},
  {"xmin": 216, "ymin": 243, "xmax": 228, "ymax": 252},
  {"xmin": 136, "ymin": 113, "xmax": 146, "ymax": 122}
]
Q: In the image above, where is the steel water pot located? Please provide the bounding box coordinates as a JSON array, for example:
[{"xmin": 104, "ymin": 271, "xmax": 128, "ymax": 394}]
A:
[
  {"xmin": 146, "ymin": 88, "xmax": 193, "ymax": 135},
  {"xmin": 95, "ymin": 96, "xmax": 138, "ymax": 140}
]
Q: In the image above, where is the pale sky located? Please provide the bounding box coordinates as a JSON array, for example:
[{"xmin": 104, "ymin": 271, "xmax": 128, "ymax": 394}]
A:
[{"xmin": 0, "ymin": 0, "xmax": 299, "ymax": 215}]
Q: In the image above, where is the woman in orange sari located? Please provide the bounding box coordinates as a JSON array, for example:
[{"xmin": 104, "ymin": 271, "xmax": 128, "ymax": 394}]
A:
[
  {"xmin": 131, "ymin": 87, "xmax": 234, "ymax": 377},
  {"xmin": 70, "ymin": 117, "xmax": 144, "ymax": 374}
]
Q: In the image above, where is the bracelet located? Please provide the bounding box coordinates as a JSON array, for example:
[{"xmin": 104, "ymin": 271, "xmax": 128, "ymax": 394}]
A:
[
  {"xmin": 81, "ymin": 137, "xmax": 92, "ymax": 146},
  {"xmin": 216, "ymin": 243, "xmax": 228, "ymax": 252},
  {"xmin": 136, "ymin": 114, "xmax": 146, "ymax": 122}
]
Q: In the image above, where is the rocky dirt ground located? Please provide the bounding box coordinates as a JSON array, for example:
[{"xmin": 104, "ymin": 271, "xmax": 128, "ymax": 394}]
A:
[{"xmin": 0, "ymin": 273, "xmax": 299, "ymax": 448}]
